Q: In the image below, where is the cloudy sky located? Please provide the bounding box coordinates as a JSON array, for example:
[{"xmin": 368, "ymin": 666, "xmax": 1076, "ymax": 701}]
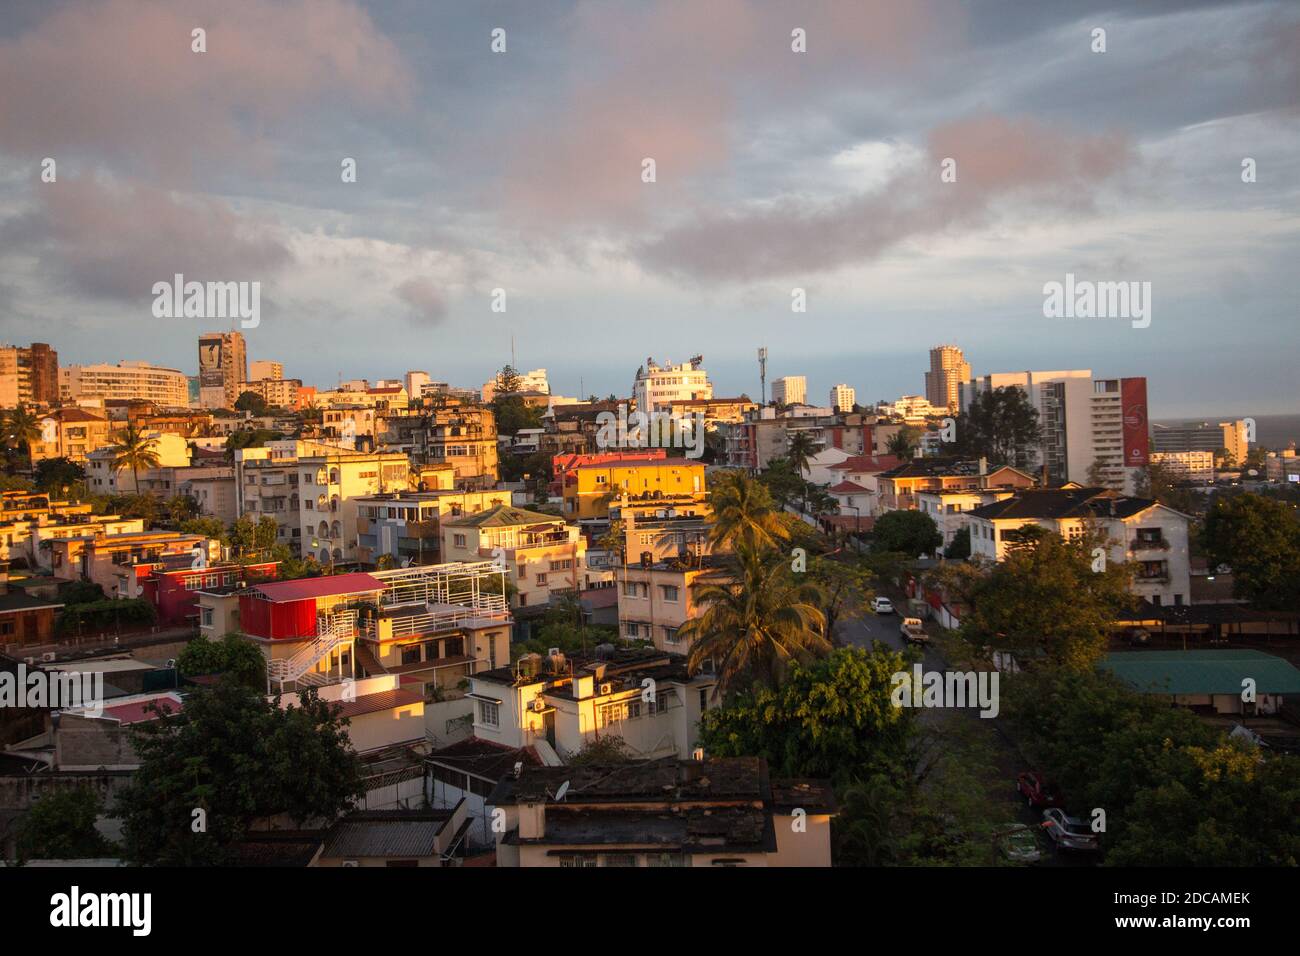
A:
[{"xmin": 1, "ymin": 0, "xmax": 1296, "ymax": 416}]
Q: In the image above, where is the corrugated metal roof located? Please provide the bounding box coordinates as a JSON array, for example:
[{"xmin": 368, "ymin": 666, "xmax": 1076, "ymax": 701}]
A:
[
  {"xmin": 1100, "ymin": 650, "xmax": 1300, "ymax": 695},
  {"xmin": 319, "ymin": 811, "xmax": 452, "ymax": 859},
  {"xmin": 251, "ymin": 572, "xmax": 384, "ymax": 603}
]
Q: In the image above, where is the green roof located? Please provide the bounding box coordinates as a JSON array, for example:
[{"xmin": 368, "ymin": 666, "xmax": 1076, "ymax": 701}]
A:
[
  {"xmin": 1100, "ymin": 650, "xmax": 1300, "ymax": 696},
  {"xmin": 441, "ymin": 504, "xmax": 562, "ymax": 529}
]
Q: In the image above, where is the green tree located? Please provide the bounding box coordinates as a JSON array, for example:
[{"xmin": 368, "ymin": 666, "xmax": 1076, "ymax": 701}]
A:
[
  {"xmin": 108, "ymin": 424, "xmax": 161, "ymax": 493},
  {"xmin": 757, "ymin": 457, "xmax": 805, "ymax": 510},
  {"xmin": 871, "ymin": 509, "xmax": 942, "ymax": 557},
  {"xmin": 707, "ymin": 470, "xmax": 795, "ymax": 553},
  {"xmin": 234, "ymin": 390, "xmax": 269, "ymax": 416},
  {"xmin": 34, "ymin": 456, "xmax": 84, "ymax": 496},
  {"xmin": 2, "ymin": 404, "xmax": 43, "ymax": 465},
  {"xmin": 885, "ymin": 426, "xmax": 921, "ymax": 459},
  {"xmin": 943, "ymin": 526, "xmax": 971, "ymax": 560},
  {"xmin": 807, "ymin": 555, "xmax": 874, "ymax": 641},
  {"xmin": 953, "ymin": 386, "xmax": 1042, "ymax": 469},
  {"xmin": 568, "ymin": 736, "xmax": 634, "ymax": 765},
  {"xmin": 679, "ymin": 546, "xmax": 828, "ymax": 697},
  {"xmin": 1202, "ymin": 493, "xmax": 1300, "ymax": 609},
  {"xmin": 181, "ymin": 516, "xmax": 228, "ymax": 542},
  {"xmin": 117, "ymin": 678, "xmax": 365, "ymax": 865},
  {"xmin": 167, "ymin": 494, "xmax": 200, "ymax": 525},
  {"xmin": 177, "ymin": 633, "xmax": 267, "ymax": 689},
  {"xmin": 697, "ymin": 646, "xmax": 916, "ymax": 784},
  {"xmin": 14, "ymin": 785, "xmax": 114, "ymax": 864},
  {"xmin": 959, "ymin": 526, "xmax": 1133, "ymax": 669}
]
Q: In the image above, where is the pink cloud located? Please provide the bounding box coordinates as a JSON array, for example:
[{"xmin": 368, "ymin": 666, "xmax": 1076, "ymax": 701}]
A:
[{"xmin": 0, "ymin": 0, "xmax": 412, "ymax": 180}]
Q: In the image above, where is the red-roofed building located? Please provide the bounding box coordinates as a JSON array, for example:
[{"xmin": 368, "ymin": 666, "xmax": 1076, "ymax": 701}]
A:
[{"xmin": 139, "ymin": 559, "xmax": 278, "ymax": 627}]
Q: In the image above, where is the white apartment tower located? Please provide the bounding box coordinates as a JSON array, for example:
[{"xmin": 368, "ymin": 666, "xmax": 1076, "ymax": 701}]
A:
[
  {"xmin": 829, "ymin": 384, "xmax": 856, "ymax": 413},
  {"xmin": 632, "ymin": 356, "xmax": 713, "ymax": 412},
  {"xmin": 772, "ymin": 375, "xmax": 807, "ymax": 406},
  {"xmin": 925, "ymin": 345, "xmax": 971, "ymax": 412}
]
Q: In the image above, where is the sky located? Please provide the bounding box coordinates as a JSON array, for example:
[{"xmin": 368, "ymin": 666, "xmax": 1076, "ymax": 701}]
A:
[{"xmin": 0, "ymin": 0, "xmax": 1296, "ymax": 417}]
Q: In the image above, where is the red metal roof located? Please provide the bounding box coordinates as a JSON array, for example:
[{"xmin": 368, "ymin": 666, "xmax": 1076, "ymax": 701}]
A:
[
  {"xmin": 252, "ymin": 572, "xmax": 385, "ymax": 603},
  {"xmin": 102, "ymin": 695, "xmax": 182, "ymax": 724}
]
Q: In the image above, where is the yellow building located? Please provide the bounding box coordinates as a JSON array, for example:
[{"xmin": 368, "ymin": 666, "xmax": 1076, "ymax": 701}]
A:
[
  {"xmin": 565, "ymin": 457, "xmax": 707, "ymax": 520},
  {"xmin": 30, "ymin": 408, "xmax": 112, "ymax": 464},
  {"xmin": 440, "ymin": 505, "xmax": 591, "ymax": 609}
]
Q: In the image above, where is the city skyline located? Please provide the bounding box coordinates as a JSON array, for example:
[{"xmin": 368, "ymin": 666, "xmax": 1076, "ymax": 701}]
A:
[{"xmin": 0, "ymin": 0, "xmax": 1296, "ymax": 416}]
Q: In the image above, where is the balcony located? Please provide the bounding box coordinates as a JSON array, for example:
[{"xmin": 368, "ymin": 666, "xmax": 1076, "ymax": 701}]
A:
[{"xmin": 1129, "ymin": 536, "xmax": 1170, "ymax": 552}]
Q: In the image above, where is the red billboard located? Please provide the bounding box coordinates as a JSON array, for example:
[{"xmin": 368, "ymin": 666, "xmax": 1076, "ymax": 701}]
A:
[{"xmin": 1121, "ymin": 377, "xmax": 1150, "ymax": 467}]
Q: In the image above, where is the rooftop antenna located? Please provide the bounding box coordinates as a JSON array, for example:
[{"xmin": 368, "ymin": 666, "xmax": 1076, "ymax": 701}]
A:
[
  {"xmin": 511, "ymin": 334, "xmax": 516, "ymax": 370},
  {"xmin": 757, "ymin": 347, "xmax": 768, "ymax": 406}
]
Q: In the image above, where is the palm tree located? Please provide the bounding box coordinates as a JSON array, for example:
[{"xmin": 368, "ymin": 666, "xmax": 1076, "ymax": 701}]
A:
[
  {"xmin": 680, "ymin": 545, "xmax": 829, "ymax": 698},
  {"xmin": 786, "ymin": 431, "xmax": 816, "ymax": 480},
  {"xmin": 108, "ymin": 424, "xmax": 161, "ymax": 494},
  {"xmin": 3, "ymin": 404, "xmax": 43, "ymax": 466},
  {"xmin": 885, "ymin": 427, "xmax": 919, "ymax": 459},
  {"xmin": 707, "ymin": 470, "xmax": 793, "ymax": 553}
]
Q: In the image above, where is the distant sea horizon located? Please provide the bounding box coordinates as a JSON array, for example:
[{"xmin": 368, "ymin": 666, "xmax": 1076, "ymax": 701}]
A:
[{"xmin": 1152, "ymin": 413, "xmax": 1300, "ymax": 450}]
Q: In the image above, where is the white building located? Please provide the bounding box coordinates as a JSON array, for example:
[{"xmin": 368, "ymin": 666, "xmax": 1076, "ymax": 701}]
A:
[
  {"xmin": 1150, "ymin": 451, "xmax": 1215, "ymax": 483},
  {"xmin": 966, "ymin": 487, "xmax": 1192, "ymax": 607},
  {"xmin": 829, "ymin": 384, "xmax": 856, "ymax": 413},
  {"xmin": 632, "ymin": 356, "xmax": 712, "ymax": 413},
  {"xmin": 772, "ymin": 375, "xmax": 807, "ymax": 406},
  {"xmin": 60, "ymin": 361, "xmax": 190, "ymax": 407},
  {"xmin": 482, "ymin": 368, "xmax": 550, "ymax": 401},
  {"xmin": 249, "ymin": 360, "xmax": 283, "ymax": 381}
]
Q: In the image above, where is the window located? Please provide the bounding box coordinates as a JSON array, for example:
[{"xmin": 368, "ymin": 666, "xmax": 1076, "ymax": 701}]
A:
[
  {"xmin": 659, "ymin": 585, "xmax": 679, "ymax": 602},
  {"xmin": 401, "ymin": 644, "xmax": 422, "ymax": 665},
  {"xmin": 559, "ymin": 854, "xmax": 598, "ymax": 868},
  {"xmin": 625, "ymin": 622, "xmax": 640, "ymax": 638},
  {"xmin": 453, "ymin": 534, "xmax": 467, "ymax": 548},
  {"xmin": 662, "ymin": 626, "xmax": 681, "ymax": 645},
  {"xmin": 623, "ymin": 582, "xmax": 647, "ymax": 598},
  {"xmin": 603, "ymin": 854, "xmax": 637, "ymax": 867},
  {"xmin": 200, "ymin": 607, "xmax": 214, "ymax": 627},
  {"xmin": 478, "ymin": 700, "xmax": 500, "ymax": 727}
]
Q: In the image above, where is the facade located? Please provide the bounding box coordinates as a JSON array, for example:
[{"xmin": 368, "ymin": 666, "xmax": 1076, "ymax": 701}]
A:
[
  {"xmin": 1150, "ymin": 450, "xmax": 1215, "ymax": 483},
  {"xmin": 441, "ymin": 505, "xmax": 590, "ymax": 609},
  {"xmin": 875, "ymin": 458, "xmax": 1036, "ymax": 513},
  {"xmin": 139, "ymin": 559, "xmax": 278, "ymax": 627},
  {"xmin": 490, "ymin": 757, "xmax": 836, "ymax": 867},
  {"xmin": 829, "ymin": 384, "xmax": 856, "ymax": 413},
  {"xmin": 84, "ymin": 432, "xmax": 198, "ymax": 495},
  {"xmin": 616, "ymin": 554, "xmax": 729, "ymax": 652},
  {"xmin": 239, "ymin": 377, "xmax": 305, "ymax": 410},
  {"xmin": 356, "ymin": 488, "xmax": 515, "ymax": 567},
  {"xmin": 47, "ymin": 529, "xmax": 220, "ymax": 597},
  {"xmin": 0, "ymin": 566, "xmax": 64, "ymax": 651},
  {"xmin": 218, "ymin": 563, "xmax": 512, "ymax": 697},
  {"xmin": 1152, "ymin": 420, "xmax": 1251, "ymax": 465},
  {"xmin": 248, "ymin": 360, "xmax": 283, "ymax": 381},
  {"xmin": 464, "ymin": 648, "xmax": 716, "ymax": 762},
  {"xmin": 0, "ymin": 343, "xmax": 59, "ymax": 407},
  {"xmin": 966, "ymin": 487, "xmax": 1192, "ymax": 607},
  {"xmin": 60, "ymin": 361, "xmax": 189, "ymax": 407},
  {"xmin": 632, "ymin": 356, "xmax": 712, "ymax": 413},
  {"xmin": 924, "ymin": 345, "xmax": 970, "ymax": 412},
  {"xmin": 28, "ymin": 408, "xmax": 111, "ymax": 464},
  {"xmin": 915, "ymin": 487, "xmax": 1020, "ymax": 548},
  {"xmin": 561, "ymin": 457, "xmax": 707, "ymax": 521},
  {"xmin": 180, "ymin": 474, "xmax": 239, "ymax": 523},
  {"xmin": 771, "ymin": 375, "xmax": 807, "ymax": 406},
  {"xmin": 197, "ymin": 331, "xmax": 248, "ymax": 409}
]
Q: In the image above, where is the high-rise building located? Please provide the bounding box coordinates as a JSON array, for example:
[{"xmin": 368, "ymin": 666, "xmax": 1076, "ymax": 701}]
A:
[
  {"xmin": 1152, "ymin": 421, "xmax": 1251, "ymax": 465},
  {"xmin": 632, "ymin": 356, "xmax": 712, "ymax": 412},
  {"xmin": 772, "ymin": 375, "xmax": 807, "ymax": 406},
  {"xmin": 198, "ymin": 331, "xmax": 248, "ymax": 409},
  {"xmin": 249, "ymin": 360, "xmax": 283, "ymax": 381},
  {"xmin": 924, "ymin": 345, "xmax": 970, "ymax": 412},
  {"xmin": 829, "ymin": 384, "xmax": 856, "ymax": 413},
  {"xmin": 404, "ymin": 371, "xmax": 430, "ymax": 398},
  {"xmin": 60, "ymin": 361, "xmax": 190, "ymax": 407},
  {"xmin": 0, "ymin": 343, "xmax": 59, "ymax": 407},
  {"xmin": 962, "ymin": 369, "xmax": 1150, "ymax": 494}
]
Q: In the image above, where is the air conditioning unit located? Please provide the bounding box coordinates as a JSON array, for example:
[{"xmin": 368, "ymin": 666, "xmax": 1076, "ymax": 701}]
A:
[
  {"xmin": 531, "ymin": 698, "xmax": 546, "ymax": 713},
  {"xmin": 341, "ymin": 860, "xmax": 359, "ymax": 868},
  {"xmin": 599, "ymin": 682, "xmax": 613, "ymax": 696},
  {"xmin": 41, "ymin": 652, "xmax": 56, "ymax": 662}
]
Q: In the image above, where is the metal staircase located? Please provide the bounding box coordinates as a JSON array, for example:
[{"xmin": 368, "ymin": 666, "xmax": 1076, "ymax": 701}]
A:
[{"xmin": 266, "ymin": 611, "xmax": 356, "ymax": 694}]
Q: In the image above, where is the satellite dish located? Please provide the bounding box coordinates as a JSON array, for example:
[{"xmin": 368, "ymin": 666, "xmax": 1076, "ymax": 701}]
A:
[{"xmin": 554, "ymin": 780, "xmax": 570, "ymax": 802}]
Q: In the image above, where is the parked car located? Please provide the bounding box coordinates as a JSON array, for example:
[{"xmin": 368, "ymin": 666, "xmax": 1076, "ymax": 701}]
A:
[
  {"xmin": 899, "ymin": 617, "xmax": 927, "ymax": 643},
  {"xmin": 1016, "ymin": 771, "xmax": 1062, "ymax": 808},
  {"xmin": 871, "ymin": 596, "xmax": 894, "ymax": 614},
  {"xmin": 996, "ymin": 824, "xmax": 1043, "ymax": 863},
  {"xmin": 1041, "ymin": 808, "xmax": 1100, "ymax": 852}
]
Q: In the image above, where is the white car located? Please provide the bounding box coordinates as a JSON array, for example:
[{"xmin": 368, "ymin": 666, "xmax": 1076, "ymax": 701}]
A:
[
  {"xmin": 871, "ymin": 597, "xmax": 894, "ymax": 614},
  {"xmin": 1041, "ymin": 808, "xmax": 1099, "ymax": 852}
]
